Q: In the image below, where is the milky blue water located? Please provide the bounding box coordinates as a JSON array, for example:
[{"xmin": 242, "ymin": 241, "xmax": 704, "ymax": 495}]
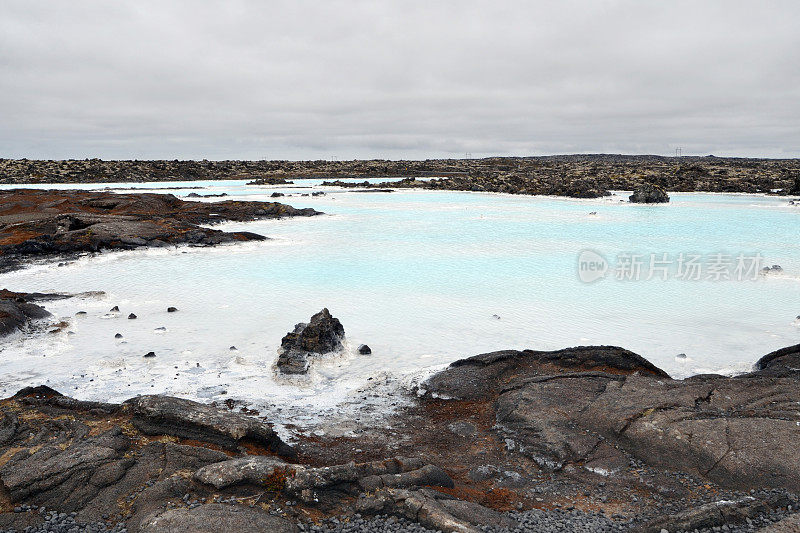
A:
[{"xmin": 1, "ymin": 180, "xmax": 798, "ymax": 429}]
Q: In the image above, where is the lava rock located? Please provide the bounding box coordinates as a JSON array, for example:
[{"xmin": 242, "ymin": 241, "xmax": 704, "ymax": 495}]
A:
[
  {"xmin": 128, "ymin": 313, "xmax": 137, "ymax": 319},
  {"xmin": 277, "ymin": 308, "xmax": 345, "ymax": 374},
  {"xmin": 0, "ymin": 299, "xmax": 51, "ymax": 336},
  {"xmin": 167, "ymin": 306, "xmax": 178, "ymax": 312},
  {"xmin": 629, "ymin": 183, "xmax": 670, "ymax": 203},
  {"xmin": 139, "ymin": 503, "xmax": 296, "ymax": 533},
  {"xmin": 144, "ymin": 351, "xmax": 156, "ymax": 358},
  {"xmin": 358, "ymin": 344, "xmax": 372, "ymax": 355}
]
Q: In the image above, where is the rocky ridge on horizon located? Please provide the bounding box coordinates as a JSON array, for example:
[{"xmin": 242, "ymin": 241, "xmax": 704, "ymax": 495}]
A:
[{"xmin": 1, "ymin": 156, "xmax": 799, "ymax": 197}]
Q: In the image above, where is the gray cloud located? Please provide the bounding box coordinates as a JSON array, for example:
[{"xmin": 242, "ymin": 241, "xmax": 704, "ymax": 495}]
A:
[{"xmin": 1, "ymin": 0, "xmax": 798, "ymax": 159}]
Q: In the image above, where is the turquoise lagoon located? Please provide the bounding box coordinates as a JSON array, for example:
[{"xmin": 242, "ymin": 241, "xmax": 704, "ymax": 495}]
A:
[{"xmin": 0, "ymin": 180, "xmax": 798, "ymax": 428}]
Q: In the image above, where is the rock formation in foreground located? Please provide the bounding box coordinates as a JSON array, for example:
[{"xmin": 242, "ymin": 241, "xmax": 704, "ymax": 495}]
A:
[
  {"xmin": 629, "ymin": 183, "xmax": 670, "ymax": 203},
  {"xmin": 2, "ymin": 344, "xmax": 800, "ymax": 532},
  {"xmin": 276, "ymin": 308, "xmax": 345, "ymax": 374}
]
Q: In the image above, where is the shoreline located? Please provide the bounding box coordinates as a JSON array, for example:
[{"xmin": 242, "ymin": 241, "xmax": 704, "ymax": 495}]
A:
[
  {"xmin": 1, "ymin": 186, "xmax": 799, "ymax": 531},
  {"xmin": 0, "ymin": 344, "xmax": 798, "ymax": 532}
]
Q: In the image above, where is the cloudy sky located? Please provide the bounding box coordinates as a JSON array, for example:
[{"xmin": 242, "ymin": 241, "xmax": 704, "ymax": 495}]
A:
[{"xmin": 1, "ymin": 1, "xmax": 798, "ymax": 160}]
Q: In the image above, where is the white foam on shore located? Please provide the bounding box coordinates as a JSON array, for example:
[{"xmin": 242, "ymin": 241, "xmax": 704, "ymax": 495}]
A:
[{"xmin": 2, "ymin": 181, "xmax": 799, "ymax": 430}]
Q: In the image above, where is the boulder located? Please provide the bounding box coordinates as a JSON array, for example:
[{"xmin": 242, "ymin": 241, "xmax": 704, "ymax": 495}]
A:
[
  {"xmin": 633, "ymin": 496, "xmax": 769, "ymax": 532},
  {"xmin": 193, "ymin": 456, "xmax": 287, "ymax": 489},
  {"xmin": 423, "ymin": 346, "xmax": 668, "ymax": 400},
  {"xmin": 139, "ymin": 504, "xmax": 297, "ymax": 533},
  {"xmin": 629, "ymin": 183, "xmax": 670, "ymax": 203},
  {"xmin": 752, "ymin": 343, "xmax": 800, "ymax": 377},
  {"xmin": 0, "ymin": 299, "xmax": 51, "ymax": 336},
  {"xmin": 125, "ymin": 395, "xmax": 294, "ymax": 458},
  {"xmin": 358, "ymin": 344, "xmax": 372, "ymax": 355},
  {"xmin": 277, "ymin": 308, "xmax": 345, "ymax": 374}
]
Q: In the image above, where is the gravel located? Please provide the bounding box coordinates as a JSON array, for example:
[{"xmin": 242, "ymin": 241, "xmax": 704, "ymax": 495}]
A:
[
  {"xmin": 0, "ymin": 507, "xmax": 127, "ymax": 533},
  {"xmin": 3, "ymin": 505, "xmax": 797, "ymax": 533},
  {"xmin": 299, "ymin": 508, "xmax": 800, "ymax": 533}
]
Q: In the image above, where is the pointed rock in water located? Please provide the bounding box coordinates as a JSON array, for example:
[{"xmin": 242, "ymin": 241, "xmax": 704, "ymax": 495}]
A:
[
  {"xmin": 167, "ymin": 306, "xmax": 178, "ymax": 312},
  {"xmin": 229, "ymin": 346, "xmax": 237, "ymax": 351},
  {"xmin": 115, "ymin": 333, "xmax": 123, "ymax": 339},
  {"xmin": 358, "ymin": 344, "xmax": 372, "ymax": 355},
  {"xmin": 144, "ymin": 351, "xmax": 156, "ymax": 358},
  {"xmin": 110, "ymin": 306, "xmax": 120, "ymax": 312},
  {"xmin": 277, "ymin": 308, "xmax": 345, "ymax": 374},
  {"xmin": 629, "ymin": 183, "xmax": 670, "ymax": 203},
  {"xmin": 128, "ymin": 313, "xmax": 137, "ymax": 319}
]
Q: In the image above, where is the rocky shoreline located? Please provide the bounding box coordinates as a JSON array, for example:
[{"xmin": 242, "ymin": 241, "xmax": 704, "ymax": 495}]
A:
[
  {"xmin": 0, "ymin": 343, "xmax": 799, "ymax": 532},
  {"xmin": 1, "ymin": 155, "xmax": 799, "ymax": 198},
  {"xmin": 1, "ymin": 185, "xmax": 799, "ymax": 531},
  {"xmin": 0, "ymin": 189, "xmax": 320, "ymax": 273}
]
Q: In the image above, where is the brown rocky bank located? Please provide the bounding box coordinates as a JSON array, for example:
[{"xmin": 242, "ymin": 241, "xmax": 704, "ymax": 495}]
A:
[
  {"xmin": 0, "ymin": 188, "xmax": 320, "ymax": 273},
  {"xmin": 0, "ymin": 344, "xmax": 799, "ymax": 532}
]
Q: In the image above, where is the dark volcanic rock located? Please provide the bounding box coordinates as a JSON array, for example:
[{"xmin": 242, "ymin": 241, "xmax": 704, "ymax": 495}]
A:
[
  {"xmin": 0, "ymin": 188, "xmax": 321, "ymax": 272},
  {"xmin": 358, "ymin": 344, "xmax": 372, "ymax": 355},
  {"xmin": 423, "ymin": 346, "xmax": 668, "ymax": 400},
  {"xmin": 246, "ymin": 177, "xmax": 294, "ymax": 185},
  {"xmin": 193, "ymin": 455, "xmax": 287, "ymax": 489},
  {"xmin": 629, "ymin": 183, "xmax": 670, "ymax": 203},
  {"xmin": 633, "ymin": 496, "xmax": 770, "ymax": 532},
  {"xmin": 139, "ymin": 504, "xmax": 297, "ymax": 533},
  {"xmin": 277, "ymin": 308, "xmax": 345, "ymax": 374},
  {"xmin": 425, "ymin": 343, "xmax": 800, "ymax": 492},
  {"xmin": 0, "ymin": 298, "xmax": 51, "ymax": 336},
  {"xmin": 752, "ymin": 343, "xmax": 800, "ymax": 376},
  {"xmin": 125, "ymin": 395, "xmax": 294, "ymax": 457}
]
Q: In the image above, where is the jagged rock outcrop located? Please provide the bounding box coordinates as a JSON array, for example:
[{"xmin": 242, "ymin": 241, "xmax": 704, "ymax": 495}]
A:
[
  {"xmin": 629, "ymin": 183, "xmax": 670, "ymax": 203},
  {"xmin": 276, "ymin": 308, "xmax": 345, "ymax": 374}
]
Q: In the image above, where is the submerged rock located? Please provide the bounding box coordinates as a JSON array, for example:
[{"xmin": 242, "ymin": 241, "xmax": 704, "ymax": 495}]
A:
[
  {"xmin": 277, "ymin": 308, "xmax": 345, "ymax": 374},
  {"xmin": 629, "ymin": 183, "xmax": 670, "ymax": 203}
]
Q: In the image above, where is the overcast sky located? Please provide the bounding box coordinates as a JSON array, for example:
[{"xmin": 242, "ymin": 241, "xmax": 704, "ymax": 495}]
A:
[{"xmin": 1, "ymin": 1, "xmax": 798, "ymax": 160}]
